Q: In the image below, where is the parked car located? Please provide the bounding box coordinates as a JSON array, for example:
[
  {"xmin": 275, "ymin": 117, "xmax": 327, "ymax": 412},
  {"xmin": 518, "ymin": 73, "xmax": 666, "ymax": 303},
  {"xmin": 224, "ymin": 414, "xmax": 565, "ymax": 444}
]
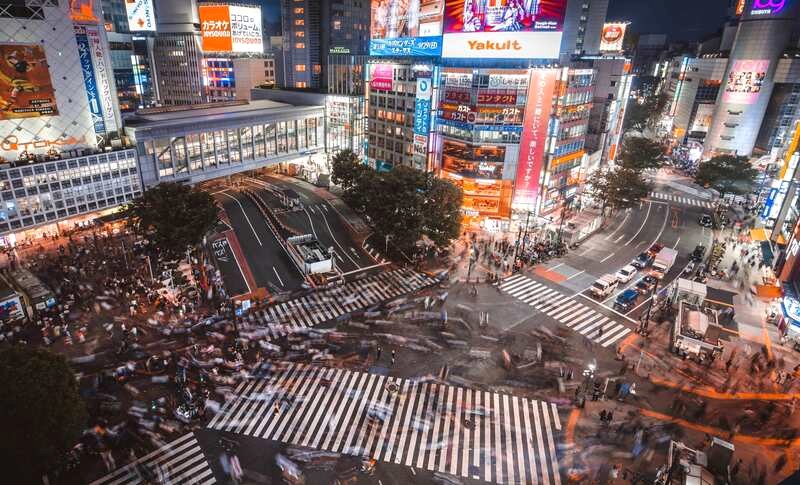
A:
[
  {"xmin": 635, "ymin": 275, "xmax": 657, "ymax": 294},
  {"xmin": 690, "ymin": 245, "xmax": 706, "ymax": 262},
  {"xmin": 615, "ymin": 265, "xmax": 638, "ymax": 284},
  {"xmin": 632, "ymin": 251, "xmax": 654, "ymax": 269},
  {"xmin": 614, "ymin": 289, "xmax": 639, "ymax": 311}
]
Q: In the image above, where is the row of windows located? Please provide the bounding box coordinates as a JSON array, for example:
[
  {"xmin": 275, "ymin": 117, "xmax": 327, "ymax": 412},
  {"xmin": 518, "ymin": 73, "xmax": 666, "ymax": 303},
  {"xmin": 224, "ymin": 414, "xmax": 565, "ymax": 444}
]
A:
[{"xmin": 144, "ymin": 118, "xmax": 323, "ymax": 179}]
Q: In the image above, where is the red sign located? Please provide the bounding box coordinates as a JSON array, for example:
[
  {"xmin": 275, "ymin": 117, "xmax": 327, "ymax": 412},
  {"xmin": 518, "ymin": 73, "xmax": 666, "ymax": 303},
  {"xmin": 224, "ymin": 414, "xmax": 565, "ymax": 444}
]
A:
[
  {"xmin": 477, "ymin": 93, "xmax": 518, "ymax": 105},
  {"xmin": 370, "ymin": 64, "xmax": 394, "ymax": 91},
  {"xmin": 444, "ymin": 90, "xmax": 471, "ymax": 103},
  {"xmin": 513, "ymin": 69, "xmax": 557, "ymax": 209}
]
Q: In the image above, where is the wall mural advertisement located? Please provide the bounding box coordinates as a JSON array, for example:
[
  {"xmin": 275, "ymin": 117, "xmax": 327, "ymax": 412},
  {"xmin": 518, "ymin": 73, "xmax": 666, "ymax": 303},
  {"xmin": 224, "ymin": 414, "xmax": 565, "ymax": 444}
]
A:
[
  {"xmin": 200, "ymin": 5, "xmax": 263, "ymax": 53},
  {"xmin": 441, "ymin": 0, "xmax": 566, "ymax": 59},
  {"xmin": 599, "ymin": 22, "xmax": 627, "ymax": 52},
  {"xmin": 0, "ymin": 44, "xmax": 58, "ymax": 120},
  {"xmin": 370, "ymin": 0, "xmax": 444, "ymax": 56},
  {"xmin": 75, "ymin": 27, "xmax": 106, "ymax": 137},
  {"xmin": 513, "ymin": 69, "xmax": 557, "ymax": 209},
  {"xmin": 723, "ymin": 59, "xmax": 769, "ymax": 104}
]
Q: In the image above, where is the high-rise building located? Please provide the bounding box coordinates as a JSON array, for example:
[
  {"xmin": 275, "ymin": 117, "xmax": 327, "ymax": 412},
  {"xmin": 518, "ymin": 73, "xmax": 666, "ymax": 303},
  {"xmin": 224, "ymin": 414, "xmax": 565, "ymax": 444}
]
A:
[
  {"xmin": 561, "ymin": 0, "xmax": 611, "ymax": 58},
  {"xmin": 100, "ymin": 0, "xmax": 158, "ymax": 112},
  {"xmin": 584, "ymin": 57, "xmax": 634, "ymax": 169},
  {"xmin": 631, "ymin": 34, "xmax": 668, "ymax": 76},
  {"xmin": 704, "ymin": 0, "xmax": 800, "ymax": 157},
  {"xmin": 152, "ymin": 0, "xmax": 207, "ymax": 105}
]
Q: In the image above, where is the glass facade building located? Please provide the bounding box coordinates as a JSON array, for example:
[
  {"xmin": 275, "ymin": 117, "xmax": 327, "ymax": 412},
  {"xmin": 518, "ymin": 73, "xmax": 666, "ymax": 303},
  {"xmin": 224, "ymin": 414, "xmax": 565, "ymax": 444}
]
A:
[{"xmin": 125, "ymin": 101, "xmax": 325, "ymax": 187}]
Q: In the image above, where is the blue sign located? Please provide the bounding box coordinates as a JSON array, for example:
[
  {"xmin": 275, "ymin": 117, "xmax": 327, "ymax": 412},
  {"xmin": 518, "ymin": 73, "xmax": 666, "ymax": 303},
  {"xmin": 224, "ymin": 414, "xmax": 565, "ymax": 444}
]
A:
[
  {"xmin": 761, "ymin": 187, "xmax": 778, "ymax": 219},
  {"xmin": 370, "ymin": 36, "xmax": 442, "ymax": 57},
  {"xmin": 413, "ymin": 78, "xmax": 432, "ymax": 136},
  {"xmin": 75, "ymin": 27, "xmax": 106, "ymax": 137}
]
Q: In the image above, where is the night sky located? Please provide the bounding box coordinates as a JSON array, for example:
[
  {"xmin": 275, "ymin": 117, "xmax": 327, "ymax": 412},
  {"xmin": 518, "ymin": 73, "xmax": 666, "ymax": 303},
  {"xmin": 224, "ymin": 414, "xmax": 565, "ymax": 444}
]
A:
[{"xmin": 607, "ymin": 0, "xmax": 731, "ymax": 41}]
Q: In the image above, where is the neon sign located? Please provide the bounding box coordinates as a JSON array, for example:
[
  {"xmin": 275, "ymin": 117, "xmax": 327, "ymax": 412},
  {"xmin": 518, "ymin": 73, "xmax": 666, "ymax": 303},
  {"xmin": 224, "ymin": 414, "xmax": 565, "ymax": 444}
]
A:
[{"xmin": 751, "ymin": 0, "xmax": 786, "ymax": 15}]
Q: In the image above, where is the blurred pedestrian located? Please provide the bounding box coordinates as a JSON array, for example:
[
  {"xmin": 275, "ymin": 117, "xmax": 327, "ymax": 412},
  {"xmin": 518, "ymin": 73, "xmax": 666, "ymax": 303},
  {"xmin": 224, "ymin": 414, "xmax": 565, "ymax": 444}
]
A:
[
  {"xmin": 376, "ymin": 346, "xmax": 382, "ymax": 361},
  {"xmin": 391, "ymin": 350, "xmax": 396, "ymax": 365}
]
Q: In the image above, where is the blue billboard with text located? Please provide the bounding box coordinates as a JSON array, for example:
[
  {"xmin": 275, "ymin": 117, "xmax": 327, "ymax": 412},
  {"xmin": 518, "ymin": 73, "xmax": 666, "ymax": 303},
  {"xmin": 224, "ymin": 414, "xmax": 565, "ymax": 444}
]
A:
[{"xmin": 370, "ymin": 37, "xmax": 442, "ymax": 57}]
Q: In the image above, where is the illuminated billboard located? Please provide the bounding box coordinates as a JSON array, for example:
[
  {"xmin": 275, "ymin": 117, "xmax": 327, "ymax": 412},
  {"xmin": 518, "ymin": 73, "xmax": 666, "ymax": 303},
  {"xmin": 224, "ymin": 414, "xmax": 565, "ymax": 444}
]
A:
[
  {"xmin": 723, "ymin": 59, "xmax": 769, "ymax": 104},
  {"xmin": 0, "ymin": 44, "xmax": 58, "ymax": 120},
  {"xmin": 513, "ymin": 69, "xmax": 558, "ymax": 209},
  {"xmin": 599, "ymin": 22, "xmax": 627, "ymax": 52},
  {"xmin": 370, "ymin": 64, "xmax": 394, "ymax": 91},
  {"xmin": 200, "ymin": 5, "xmax": 263, "ymax": 53},
  {"xmin": 125, "ymin": 0, "xmax": 155, "ymax": 32},
  {"xmin": 441, "ymin": 0, "xmax": 567, "ymax": 59},
  {"xmin": 369, "ymin": 0, "xmax": 443, "ymax": 56}
]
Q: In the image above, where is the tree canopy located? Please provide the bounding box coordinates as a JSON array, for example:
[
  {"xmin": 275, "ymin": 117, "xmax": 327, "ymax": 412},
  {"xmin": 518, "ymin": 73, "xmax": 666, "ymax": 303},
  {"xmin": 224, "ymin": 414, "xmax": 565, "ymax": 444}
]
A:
[
  {"xmin": 618, "ymin": 136, "xmax": 664, "ymax": 171},
  {"xmin": 125, "ymin": 182, "xmax": 218, "ymax": 259},
  {"xmin": 332, "ymin": 151, "xmax": 463, "ymax": 254},
  {"xmin": 624, "ymin": 93, "xmax": 669, "ymax": 134},
  {"xmin": 694, "ymin": 155, "xmax": 758, "ymax": 197},
  {"xmin": 589, "ymin": 168, "xmax": 652, "ymax": 213},
  {"xmin": 0, "ymin": 347, "xmax": 87, "ymax": 483}
]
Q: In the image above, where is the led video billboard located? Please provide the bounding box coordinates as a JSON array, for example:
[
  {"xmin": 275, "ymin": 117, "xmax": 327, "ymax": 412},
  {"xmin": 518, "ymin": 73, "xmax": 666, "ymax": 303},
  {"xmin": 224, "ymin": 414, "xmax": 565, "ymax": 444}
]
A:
[
  {"xmin": 125, "ymin": 0, "xmax": 156, "ymax": 32},
  {"xmin": 369, "ymin": 0, "xmax": 443, "ymax": 56},
  {"xmin": 0, "ymin": 44, "xmax": 58, "ymax": 120},
  {"xmin": 200, "ymin": 5, "xmax": 263, "ymax": 53},
  {"xmin": 723, "ymin": 59, "xmax": 769, "ymax": 104},
  {"xmin": 441, "ymin": 0, "xmax": 566, "ymax": 59}
]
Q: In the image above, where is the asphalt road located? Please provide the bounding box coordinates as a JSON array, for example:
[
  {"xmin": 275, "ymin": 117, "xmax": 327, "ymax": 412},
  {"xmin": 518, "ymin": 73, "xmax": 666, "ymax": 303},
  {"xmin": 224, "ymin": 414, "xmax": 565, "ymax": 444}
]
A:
[
  {"xmin": 247, "ymin": 175, "xmax": 375, "ymax": 274},
  {"xmin": 215, "ymin": 190, "xmax": 303, "ymax": 293}
]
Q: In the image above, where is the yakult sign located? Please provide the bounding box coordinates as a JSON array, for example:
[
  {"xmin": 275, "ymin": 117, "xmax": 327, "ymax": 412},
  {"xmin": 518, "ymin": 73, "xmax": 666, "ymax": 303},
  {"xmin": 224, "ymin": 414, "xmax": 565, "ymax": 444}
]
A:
[{"xmin": 513, "ymin": 69, "xmax": 557, "ymax": 210}]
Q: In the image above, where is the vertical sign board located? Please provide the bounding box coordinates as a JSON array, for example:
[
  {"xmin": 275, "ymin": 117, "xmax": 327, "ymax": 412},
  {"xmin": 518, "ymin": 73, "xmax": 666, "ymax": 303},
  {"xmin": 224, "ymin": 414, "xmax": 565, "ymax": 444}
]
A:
[
  {"xmin": 413, "ymin": 76, "xmax": 432, "ymax": 158},
  {"xmin": 85, "ymin": 25, "xmax": 118, "ymax": 133},
  {"xmin": 513, "ymin": 69, "xmax": 557, "ymax": 210},
  {"xmin": 75, "ymin": 26, "xmax": 106, "ymax": 139}
]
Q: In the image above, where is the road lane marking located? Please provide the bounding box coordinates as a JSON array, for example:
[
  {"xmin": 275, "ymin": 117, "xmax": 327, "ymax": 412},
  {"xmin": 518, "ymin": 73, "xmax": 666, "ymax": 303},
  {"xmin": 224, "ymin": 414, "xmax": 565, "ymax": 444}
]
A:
[
  {"xmin": 219, "ymin": 191, "xmax": 262, "ymax": 247},
  {"xmin": 565, "ymin": 270, "xmax": 585, "ymax": 280},
  {"xmin": 624, "ymin": 201, "xmax": 652, "ymax": 246},
  {"xmin": 600, "ymin": 252, "xmax": 615, "ymax": 263},
  {"xmin": 272, "ymin": 266, "xmax": 285, "ymax": 287},
  {"xmin": 605, "ymin": 209, "xmax": 631, "ymax": 240}
]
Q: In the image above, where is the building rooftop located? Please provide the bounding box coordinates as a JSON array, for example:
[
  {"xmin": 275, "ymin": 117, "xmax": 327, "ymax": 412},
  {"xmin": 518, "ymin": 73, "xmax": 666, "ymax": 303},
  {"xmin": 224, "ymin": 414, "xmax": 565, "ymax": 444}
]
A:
[{"xmin": 125, "ymin": 100, "xmax": 321, "ymax": 130}]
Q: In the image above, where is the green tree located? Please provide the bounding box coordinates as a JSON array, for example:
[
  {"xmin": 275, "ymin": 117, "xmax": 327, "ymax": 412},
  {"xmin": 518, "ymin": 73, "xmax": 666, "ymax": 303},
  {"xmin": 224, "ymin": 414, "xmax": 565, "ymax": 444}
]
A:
[
  {"xmin": 341, "ymin": 163, "xmax": 463, "ymax": 255},
  {"xmin": 589, "ymin": 168, "xmax": 652, "ymax": 213},
  {"xmin": 0, "ymin": 347, "xmax": 87, "ymax": 483},
  {"xmin": 694, "ymin": 155, "xmax": 758, "ymax": 199},
  {"xmin": 125, "ymin": 182, "xmax": 218, "ymax": 258},
  {"xmin": 619, "ymin": 136, "xmax": 664, "ymax": 171},
  {"xmin": 624, "ymin": 92, "xmax": 669, "ymax": 134},
  {"xmin": 330, "ymin": 149, "xmax": 367, "ymax": 191}
]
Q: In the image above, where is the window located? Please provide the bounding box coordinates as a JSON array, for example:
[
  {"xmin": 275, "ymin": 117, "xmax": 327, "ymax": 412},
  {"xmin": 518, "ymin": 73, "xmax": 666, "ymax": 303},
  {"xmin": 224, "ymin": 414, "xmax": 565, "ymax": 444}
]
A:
[
  {"xmin": 294, "ymin": 7, "xmax": 304, "ymax": 13},
  {"xmin": 201, "ymin": 132, "xmax": 216, "ymax": 168},
  {"xmin": 172, "ymin": 137, "xmax": 188, "ymax": 174},
  {"xmin": 214, "ymin": 130, "xmax": 228, "ymax": 164},
  {"xmin": 295, "ymin": 31, "xmax": 305, "ymax": 37},
  {"xmin": 265, "ymin": 123, "xmax": 276, "ymax": 155},
  {"xmin": 227, "ymin": 129, "xmax": 241, "ymax": 163},
  {"xmin": 241, "ymin": 127, "xmax": 253, "ymax": 160},
  {"xmin": 294, "ymin": 19, "xmax": 304, "ymax": 25}
]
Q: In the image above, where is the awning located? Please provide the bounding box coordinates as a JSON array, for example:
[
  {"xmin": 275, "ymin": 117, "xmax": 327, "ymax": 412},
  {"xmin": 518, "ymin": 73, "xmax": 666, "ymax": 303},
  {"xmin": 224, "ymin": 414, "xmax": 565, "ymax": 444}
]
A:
[
  {"xmin": 761, "ymin": 240, "xmax": 774, "ymax": 265},
  {"xmin": 750, "ymin": 228, "xmax": 769, "ymax": 241}
]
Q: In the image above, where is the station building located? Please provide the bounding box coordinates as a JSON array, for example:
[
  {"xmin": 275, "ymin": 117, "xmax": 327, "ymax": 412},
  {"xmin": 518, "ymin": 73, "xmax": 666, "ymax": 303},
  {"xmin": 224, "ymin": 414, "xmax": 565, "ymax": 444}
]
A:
[{"xmin": 124, "ymin": 100, "xmax": 325, "ymax": 187}]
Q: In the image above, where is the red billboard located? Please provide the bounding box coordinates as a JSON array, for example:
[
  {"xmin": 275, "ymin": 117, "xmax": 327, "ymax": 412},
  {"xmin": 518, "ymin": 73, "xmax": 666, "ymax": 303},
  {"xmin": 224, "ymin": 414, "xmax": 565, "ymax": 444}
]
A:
[{"xmin": 513, "ymin": 69, "xmax": 557, "ymax": 209}]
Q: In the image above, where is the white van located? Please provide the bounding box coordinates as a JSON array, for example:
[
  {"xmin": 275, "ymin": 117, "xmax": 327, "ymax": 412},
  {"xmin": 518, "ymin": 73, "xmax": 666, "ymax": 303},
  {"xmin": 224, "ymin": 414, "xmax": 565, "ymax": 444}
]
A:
[{"xmin": 591, "ymin": 274, "xmax": 618, "ymax": 298}]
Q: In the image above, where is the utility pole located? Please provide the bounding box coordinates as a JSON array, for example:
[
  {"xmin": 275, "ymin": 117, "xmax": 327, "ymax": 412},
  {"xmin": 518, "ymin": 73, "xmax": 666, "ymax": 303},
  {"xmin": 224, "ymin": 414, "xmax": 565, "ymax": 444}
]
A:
[
  {"xmin": 641, "ymin": 277, "xmax": 659, "ymax": 334},
  {"xmin": 517, "ymin": 211, "xmax": 531, "ymax": 266}
]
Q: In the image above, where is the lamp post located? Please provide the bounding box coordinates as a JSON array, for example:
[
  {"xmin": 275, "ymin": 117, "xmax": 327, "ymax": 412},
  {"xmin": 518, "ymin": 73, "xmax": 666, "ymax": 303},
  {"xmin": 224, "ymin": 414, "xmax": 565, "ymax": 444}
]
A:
[{"xmin": 641, "ymin": 277, "xmax": 659, "ymax": 334}]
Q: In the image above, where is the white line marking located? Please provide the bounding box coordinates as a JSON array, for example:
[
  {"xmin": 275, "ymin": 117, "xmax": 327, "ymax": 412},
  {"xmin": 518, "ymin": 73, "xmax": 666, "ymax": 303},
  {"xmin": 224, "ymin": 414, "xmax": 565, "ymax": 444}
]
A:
[
  {"xmin": 624, "ymin": 201, "xmax": 652, "ymax": 246},
  {"xmin": 219, "ymin": 191, "xmax": 262, "ymax": 247},
  {"xmin": 600, "ymin": 252, "xmax": 615, "ymax": 263},
  {"xmin": 272, "ymin": 266, "xmax": 285, "ymax": 287},
  {"xmin": 565, "ymin": 270, "xmax": 586, "ymax": 281}
]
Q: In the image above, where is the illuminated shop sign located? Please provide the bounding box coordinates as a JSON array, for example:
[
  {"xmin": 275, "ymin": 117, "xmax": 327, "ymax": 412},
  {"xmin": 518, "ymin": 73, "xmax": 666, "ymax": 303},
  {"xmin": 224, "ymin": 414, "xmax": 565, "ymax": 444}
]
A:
[
  {"xmin": 477, "ymin": 93, "xmax": 517, "ymax": 104},
  {"xmin": 200, "ymin": 5, "xmax": 263, "ymax": 53},
  {"xmin": 1, "ymin": 135, "xmax": 85, "ymax": 152},
  {"xmin": 125, "ymin": 0, "xmax": 155, "ymax": 32},
  {"xmin": 370, "ymin": 37, "xmax": 442, "ymax": 56},
  {"xmin": 513, "ymin": 69, "xmax": 557, "ymax": 209},
  {"xmin": 413, "ymin": 77, "xmax": 432, "ymax": 136},
  {"xmin": 751, "ymin": 0, "xmax": 786, "ymax": 15},
  {"xmin": 599, "ymin": 22, "xmax": 627, "ymax": 52},
  {"xmin": 370, "ymin": 64, "xmax": 394, "ymax": 91}
]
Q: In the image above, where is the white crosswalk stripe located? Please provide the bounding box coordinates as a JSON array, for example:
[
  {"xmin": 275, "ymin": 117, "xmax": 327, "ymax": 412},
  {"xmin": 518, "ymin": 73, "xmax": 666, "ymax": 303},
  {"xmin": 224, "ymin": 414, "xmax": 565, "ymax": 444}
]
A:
[
  {"xmin": 648, "ymin": 191, "xmax": 714, "ymax": 208},
  {"xmin": 208, "ymin": 364, "xmax": 562, "ymax": 484},
  {"xmin": 239, "ymin": 269, "xmax": 436, "ymax": 340},
  {"xmin": 497, "ymin": 274, "xmax": 630, "ymax": 347},
  {"xmin": 90, "ymin": 432, "xmax": 216, "ymax": 485}
]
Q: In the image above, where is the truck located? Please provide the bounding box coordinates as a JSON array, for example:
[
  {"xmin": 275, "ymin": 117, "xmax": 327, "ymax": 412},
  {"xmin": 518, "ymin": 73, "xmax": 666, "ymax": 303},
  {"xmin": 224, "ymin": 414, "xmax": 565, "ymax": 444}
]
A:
[
  {"xmin": 590, "ymin": 274, "xmax": 618, "ymax": 299},
  {"xmin": 651, "ymin": 247, "xmax": 678, "ymax": 279}
]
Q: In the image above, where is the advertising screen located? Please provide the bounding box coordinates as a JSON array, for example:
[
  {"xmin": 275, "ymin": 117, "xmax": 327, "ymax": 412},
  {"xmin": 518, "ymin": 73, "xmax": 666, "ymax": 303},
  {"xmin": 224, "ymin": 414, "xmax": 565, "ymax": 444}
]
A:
[
  {"xmin": 125, "ymin": 0, "xmax": 155, "ymax": 32},
  {"xmin": 599, "ymin": 22, "xmax": 627, "ymax": 52},
  {"xmin": 513, "ymin": 69, "xmax": 557, "ymax": 209},
  {"xmin": 723, "ymin": 59, "xmax": 769, "ymax": 104},
  {"xmin": 200, "ymin": 5, "xmax": 263, "ymax": 53},
  {"xmin": 370, "ymin": 64, "xmax": 394, "ymax": 91},
  {"xmin": 370, "ymin": 0, "xmax": 444, "ymax": 56},
  {"xmin": 0, "ymin": 44, "xmax": 58, "ymax": 120},
  {"xmin": 441, "ymin": 0, "xmax": 566, "ymax": 59}
]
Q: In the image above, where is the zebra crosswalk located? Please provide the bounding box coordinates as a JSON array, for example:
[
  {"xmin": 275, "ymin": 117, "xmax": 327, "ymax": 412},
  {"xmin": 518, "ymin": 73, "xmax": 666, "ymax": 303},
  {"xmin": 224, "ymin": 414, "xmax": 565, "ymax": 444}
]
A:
[
  {"xmin": 649, "ymin": 192, "xmax": 714, "ymax": 208},
  {"xmin": 240, "ymin": 268, "xmax": 436, "ymax": 340},
  {"xmin": 90, "ymin": 432, "xmax": 215, "ymax": 485},
  {"xmin": 208, "ymin": 364, "xmax": 562, "ymax": 485},
  {"xmin": 498, "ymin": 274, "xmax": 630, "ymax": 347}
]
